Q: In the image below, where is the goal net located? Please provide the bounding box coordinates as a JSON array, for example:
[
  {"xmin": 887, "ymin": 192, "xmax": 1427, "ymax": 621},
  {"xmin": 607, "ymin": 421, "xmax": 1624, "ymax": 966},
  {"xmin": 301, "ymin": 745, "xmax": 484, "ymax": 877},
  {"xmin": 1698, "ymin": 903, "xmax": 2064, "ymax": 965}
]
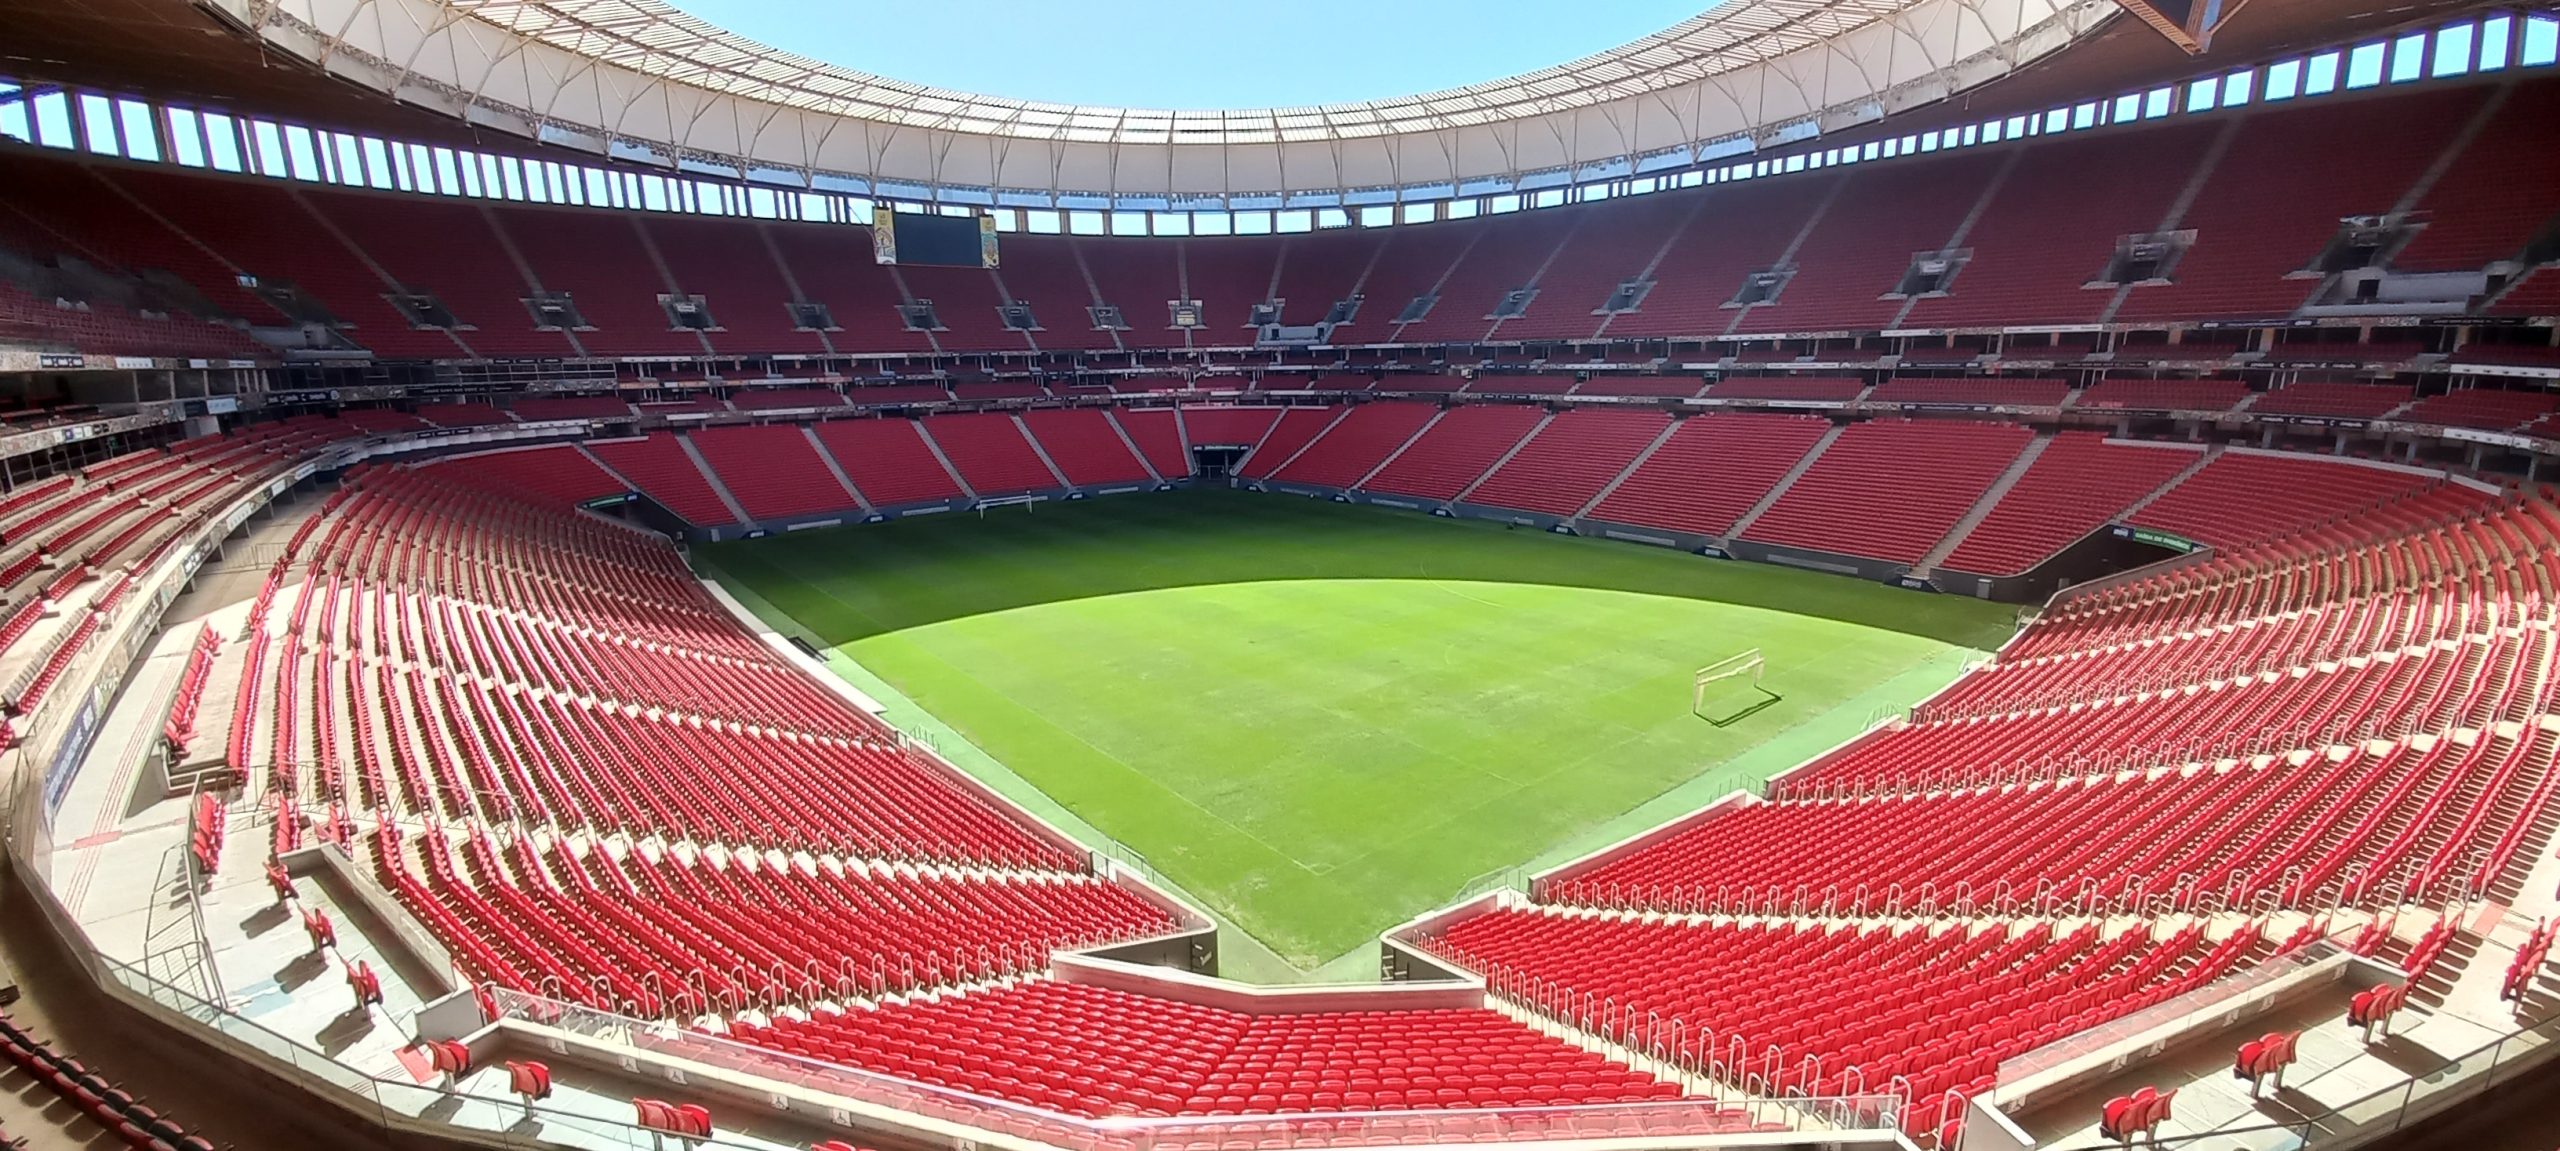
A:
[{"xmin": 1692, "ymin": 649, "xmax": 1778, "ymax": 726}]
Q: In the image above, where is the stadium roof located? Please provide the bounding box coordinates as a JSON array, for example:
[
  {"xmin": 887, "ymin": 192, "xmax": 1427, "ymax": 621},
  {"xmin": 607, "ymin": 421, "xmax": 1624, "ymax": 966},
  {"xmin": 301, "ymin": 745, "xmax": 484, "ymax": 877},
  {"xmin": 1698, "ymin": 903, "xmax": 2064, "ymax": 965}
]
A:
[{"xmin": 218, "ymin": 0, "xmax": 2112, "ymax": 206}]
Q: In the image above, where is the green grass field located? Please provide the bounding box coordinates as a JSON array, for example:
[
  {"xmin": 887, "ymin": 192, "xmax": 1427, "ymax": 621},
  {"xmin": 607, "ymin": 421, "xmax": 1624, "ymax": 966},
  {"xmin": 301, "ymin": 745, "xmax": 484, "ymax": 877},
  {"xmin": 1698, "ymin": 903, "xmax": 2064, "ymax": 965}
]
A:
[{"xmin": 703, "ymin": 489, "xmax": 2015, "ymax": 977}]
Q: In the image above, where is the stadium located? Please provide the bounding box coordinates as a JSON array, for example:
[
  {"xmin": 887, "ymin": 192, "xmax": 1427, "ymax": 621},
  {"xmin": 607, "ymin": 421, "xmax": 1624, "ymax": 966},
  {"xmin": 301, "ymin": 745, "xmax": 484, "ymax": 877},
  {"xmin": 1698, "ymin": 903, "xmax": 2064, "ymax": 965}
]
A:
[{"xmin": 0, "ymin": 0, "xmax": 2556, "ymax": 1146}]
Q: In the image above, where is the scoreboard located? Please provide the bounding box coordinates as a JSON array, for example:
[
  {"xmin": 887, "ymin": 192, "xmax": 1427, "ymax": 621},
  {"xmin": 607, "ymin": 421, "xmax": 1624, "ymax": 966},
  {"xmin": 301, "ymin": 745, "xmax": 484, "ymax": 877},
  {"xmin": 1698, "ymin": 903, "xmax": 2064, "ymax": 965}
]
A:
[{"xmin": 874, "ymin": 210, "xmax": 999, "ymax": 268}]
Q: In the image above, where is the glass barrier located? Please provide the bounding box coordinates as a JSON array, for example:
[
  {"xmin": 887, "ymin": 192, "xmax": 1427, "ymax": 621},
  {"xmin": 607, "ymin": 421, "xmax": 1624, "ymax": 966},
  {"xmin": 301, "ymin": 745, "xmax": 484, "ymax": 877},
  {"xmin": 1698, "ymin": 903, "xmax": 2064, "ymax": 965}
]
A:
[
  {"xmin": 2039, "ymin": 1006, "xmax": 2560, "ymax": 1150},
  {"xmin": 1993, "ymin": 940, "xmax": 2344, "ymax": 1092}
]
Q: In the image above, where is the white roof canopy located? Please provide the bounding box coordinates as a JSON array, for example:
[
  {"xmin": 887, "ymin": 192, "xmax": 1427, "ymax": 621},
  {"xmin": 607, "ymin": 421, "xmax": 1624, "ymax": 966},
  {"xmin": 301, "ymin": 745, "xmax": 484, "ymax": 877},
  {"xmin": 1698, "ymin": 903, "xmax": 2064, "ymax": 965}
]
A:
[{"xmin": 234, "ymin": 0, "xmax": 2114, "ymax": 205}]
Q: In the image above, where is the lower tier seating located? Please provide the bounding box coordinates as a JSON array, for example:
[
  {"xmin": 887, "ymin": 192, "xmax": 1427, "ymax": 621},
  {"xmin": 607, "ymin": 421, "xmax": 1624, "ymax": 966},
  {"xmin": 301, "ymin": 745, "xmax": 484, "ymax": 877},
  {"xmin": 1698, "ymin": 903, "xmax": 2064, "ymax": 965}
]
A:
[
  {"xmin": 1741, "ymin": 421, "xmax": 2032, "ymax": 563},
  {"xmin": 1547, "ymin": 726, "xmax": 2558, "ymax": 916},
  {"xmin": 921, "ymin": 414, "xmax": 1063, "ymax": 496},
  {"xmin": 814, "ymin": 420, "xmax": 967, "ymax": 506},
  {"xmin": 373, "ymin": 828, "xmax": 1179, "ymax": 1015},
  {"xmin": 586, "ymin": 436, "xmax": 734, "ymax": 526},
  {"xmin": 1588, "ymin": 413, "xmax": 1829, "ymax": 536},
  {"xmin": 1425, "ymin": 911, "xmax": 2257, "ymax": 1123},
  {"xmin": 1939, "ymin": 435, "xmax": 2198, "ymax": 576},
  {"xmin": 1270, "ymin": 403, "xmax": 1437, "ymax": 489},
  {"xmin": 1363, "ymin": 404, "xmax": 1546, "ymax": 503},
  {"xmin": 1236, "ymin": 408, "xmax": 1342, "ymax": 479},
  {"xmin": 1779, "ymin": 628, "xmax": 2557, "ymax": 796},
  {"xmin": 2128, "ymin": 454, "xmax": 2448, "ymax": 549},
  {"xmin": 691, "ymin": 425, "xmax": 854, "ymax": 521},
  {"xmin": 1461, "ymin": 409, "xmax": 1672, "ymax": 517},
  {"xmin": 732, "ymin": 978, "xmax": 1691, "ymax": 1118}
]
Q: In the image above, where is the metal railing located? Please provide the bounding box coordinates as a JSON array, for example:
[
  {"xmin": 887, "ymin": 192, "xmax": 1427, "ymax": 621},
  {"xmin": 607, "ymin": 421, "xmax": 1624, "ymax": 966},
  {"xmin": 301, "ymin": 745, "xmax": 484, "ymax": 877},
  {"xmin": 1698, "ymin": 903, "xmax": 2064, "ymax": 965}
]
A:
[
  {"xmin": 2041, "ymin": 1002, "xmax": 2560, "ymax": 1150},
  {"xmin": 7, "ymin": 764, "xmax": 791, "ymax": 1150}
]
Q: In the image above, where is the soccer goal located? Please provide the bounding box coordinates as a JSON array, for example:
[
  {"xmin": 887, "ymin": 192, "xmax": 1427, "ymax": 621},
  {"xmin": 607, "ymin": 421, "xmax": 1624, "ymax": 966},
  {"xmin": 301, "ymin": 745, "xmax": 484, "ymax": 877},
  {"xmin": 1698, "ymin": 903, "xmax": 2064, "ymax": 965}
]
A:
[{"xmin": 1692, "ymin": 649, "xmax": 1780, "ymax": 727}]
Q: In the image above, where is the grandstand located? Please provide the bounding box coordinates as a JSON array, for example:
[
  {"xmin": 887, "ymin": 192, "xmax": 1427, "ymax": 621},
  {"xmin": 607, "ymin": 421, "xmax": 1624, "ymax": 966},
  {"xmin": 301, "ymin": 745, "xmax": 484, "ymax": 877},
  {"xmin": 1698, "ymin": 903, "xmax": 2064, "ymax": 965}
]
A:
[{"xmin": 3, "ymin": 1, "xmax": 2560, "ymax": 1150}]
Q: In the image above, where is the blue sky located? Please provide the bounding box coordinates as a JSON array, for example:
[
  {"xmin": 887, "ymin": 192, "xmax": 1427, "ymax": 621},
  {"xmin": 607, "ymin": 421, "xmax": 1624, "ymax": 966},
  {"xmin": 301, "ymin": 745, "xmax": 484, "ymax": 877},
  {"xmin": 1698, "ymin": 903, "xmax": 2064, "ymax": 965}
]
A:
[{"xmin": 666, "ymin": 1, "xmax": 1707, "ymax": 109}]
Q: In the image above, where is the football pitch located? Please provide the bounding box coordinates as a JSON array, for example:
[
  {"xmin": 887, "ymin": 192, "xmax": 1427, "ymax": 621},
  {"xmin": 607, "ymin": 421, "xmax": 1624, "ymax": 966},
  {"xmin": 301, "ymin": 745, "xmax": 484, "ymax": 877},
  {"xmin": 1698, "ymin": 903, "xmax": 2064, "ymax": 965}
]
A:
[{"xmin": 703, "ymin": 489, "xmax": 2016, "ymax": 978}]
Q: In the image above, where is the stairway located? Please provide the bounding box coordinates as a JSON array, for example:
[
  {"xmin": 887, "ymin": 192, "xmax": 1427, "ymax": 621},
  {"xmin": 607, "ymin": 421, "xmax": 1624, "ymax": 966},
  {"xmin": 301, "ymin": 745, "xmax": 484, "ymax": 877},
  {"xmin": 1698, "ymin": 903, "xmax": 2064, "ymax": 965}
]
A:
[
  {"xmin": 912, "ymin": 421, "xmax": 979, "ymax": 499},
  {"xmin": 1725, "ymin": 423, "xmax": 1846, "ymax": 540},
  {"xmin": 1352, "ymin": 409, "xmax": 1450, "ymax": 491},
  {"xmin": 1451, "ymin": 412, "xmax": 1556, "ymax": 505},
  {"xmin": 1011, "ymin": 414, "xmax": 1074, "ymax": 488},
  {"xmin": 1243, "ymin": 407, "xmax": 1349, "ymax": 479},
  {"xmin": 1912, "ymin": 432, "xmax": 2053, "ymax": 576},
  {"xmin": 2119, "ymin": 443, "xmax": 2225, "ymax": 521},
  {"xmin": 801, "ymin": 425, "xmax": 871, "ymax": 511},
  {"xmin": 674, "ymin": 432, "xmax": 756, "ymax": 527},
  {"xmin": 1106, "ymin": 411, "xmax": 1165, "ymax": 482},
  {"xmin": 1573, "ymin": 419, "xmax": 1684, "ymax": 520}
]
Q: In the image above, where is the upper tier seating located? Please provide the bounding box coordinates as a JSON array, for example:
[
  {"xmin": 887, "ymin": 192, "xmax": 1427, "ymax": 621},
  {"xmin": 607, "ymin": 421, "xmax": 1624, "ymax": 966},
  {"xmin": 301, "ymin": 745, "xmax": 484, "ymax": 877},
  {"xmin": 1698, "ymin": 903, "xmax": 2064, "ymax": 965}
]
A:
[
  {"xmin": 5, "ymin": 80, "xmax": 2556, "ymax": 365},
  {"xmin": 2391, "ymin": 82, "xmax": 2560, "ymax": 272},
  {"xmin": 1078, "ymin": 237, "xmax": 1185, "ymax": 349},
  {"xmin": 0, "ymin": 151, "xmax": 288, "ymax": 326},
  {"xmin": 690, "ymin": 425, "xmax": 854, "ymax": 521},
  {"xmin": 895, "ymin": 264, "xmax": 1020, "ymax": 352},
  {"xmin": 994, "ymin": 234, "xmax": 1117, "ymax": 352},
  {"xmin": 586, "ymin": 435, "xmax": 733, "ymax": 525},
  {"xmin": 1363, "ymin": 405, "xmax": 1546, "ymax": 503},
  {"xmin": 1272, "ymin": 229, "xmax": 1386, "ymax": 328},
  {"xmin": 1462, "ymin": 409, "xmax": 1673, "ymax": 517},
  {"xmin": 1939, "ymin": 435, "xmax": 2198, "ymax": 575},
  {"xmin": 2492, "ymin": 268, "xmax": 2560, "ymax": 317},
  {"xmin": 1902, "ymin": 122, "xmax": 2220, "ymax": 328},
  {"xmin": 813, "ymin": 420, "xmax": 966, "ymax": 506},
  {"xmin": 1020, "ymin": 409, "xmax": 1154, "ymax": 486},
  {"xmin": 1734, "ymin": 155, "xmax": 2001, "ymax": 334},
  {"xmin": 1741, "ymin": 421, "xmax": 2033, "ymax": 563},
  {"xmin": 2117, "ymin": 90, "xmax": 2483, "ymax": 321},
  {"xmin": 766, "ymin": 223, "xmax": 935, "ymax": 354},
  {"xmin": 919, "ymin": 413, "xmax": 1062, "ymax": 495},
  {"xmin": 1183, "ymin": 237, "xmax": 1282, "ymax": 343},
  {"xmin": 102, "ymin": 168, "xmax": 462, "ymax": 359},
  {"xmin": 494, "ymin": 206, "xmax": 707, "ymax": 356},
  {"xmin": 1496, "ymin": 194, "xmax": 1699, "ymax": 341},
  {"xmin": 733, "ymin": 978, "xmax": 1688, "ymax": 1118},
  {"xmin": 1269, "ymin": 403, "xmax": 1437, "ymax": 489},
  {"xmin": 302, "ymin": 190, "xmax": 581, "ymax": 357},
  {"xmin": 646, "ymin": 216, "xmax": 829, "ymax": 355},
  {"xmin": 1395, "ymin": 211, "xmax": 1583, "ymax": 343},
  {"xmin": 1589, "ymin": 413, "xmax": 1830, "ymax": 536}
]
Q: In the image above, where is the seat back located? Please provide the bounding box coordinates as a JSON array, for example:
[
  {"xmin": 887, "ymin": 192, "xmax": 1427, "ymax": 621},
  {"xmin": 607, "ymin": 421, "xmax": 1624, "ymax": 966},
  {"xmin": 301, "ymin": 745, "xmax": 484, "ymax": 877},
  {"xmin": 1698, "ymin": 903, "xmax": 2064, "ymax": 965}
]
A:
[
  {"xmin": 2234, "ymin": 1038, "xmax": 2267, "ymax": 1078},
  {"xmin": 505, "ymin": 1059, "xmax": 553, "ymax": 1100},
  {"xmin": 424, "ymin": 1038, "xmax": 471, "ymax": 1076},
  {"xmin": 2099, "ymin": 1094, "xmax": 2134, "ymax": 1138}
]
